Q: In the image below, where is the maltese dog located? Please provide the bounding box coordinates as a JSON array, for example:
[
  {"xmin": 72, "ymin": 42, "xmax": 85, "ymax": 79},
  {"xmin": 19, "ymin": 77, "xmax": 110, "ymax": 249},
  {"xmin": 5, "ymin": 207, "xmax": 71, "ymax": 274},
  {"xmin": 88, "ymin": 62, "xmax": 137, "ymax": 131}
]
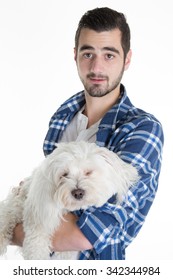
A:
[{"xmin": 0, "ymin": 141, "xmax": 139, "ymax": 259}]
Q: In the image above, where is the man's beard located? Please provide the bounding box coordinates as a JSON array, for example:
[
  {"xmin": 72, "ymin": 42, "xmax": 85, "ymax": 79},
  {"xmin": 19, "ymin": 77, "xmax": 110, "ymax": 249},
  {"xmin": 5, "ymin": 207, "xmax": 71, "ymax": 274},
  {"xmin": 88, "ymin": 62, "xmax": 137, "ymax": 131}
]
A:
[{"xmin": 82, "ymin": 67, "xmax": 124, "ymax": 97}]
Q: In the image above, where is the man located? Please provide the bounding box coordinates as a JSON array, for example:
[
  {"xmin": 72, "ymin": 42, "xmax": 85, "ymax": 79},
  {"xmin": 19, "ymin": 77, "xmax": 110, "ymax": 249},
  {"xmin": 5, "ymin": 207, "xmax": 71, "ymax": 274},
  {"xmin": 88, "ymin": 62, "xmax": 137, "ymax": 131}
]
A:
[{"xmin": 13, "ymin": 7, "xmax": 164, "ymax": 259}]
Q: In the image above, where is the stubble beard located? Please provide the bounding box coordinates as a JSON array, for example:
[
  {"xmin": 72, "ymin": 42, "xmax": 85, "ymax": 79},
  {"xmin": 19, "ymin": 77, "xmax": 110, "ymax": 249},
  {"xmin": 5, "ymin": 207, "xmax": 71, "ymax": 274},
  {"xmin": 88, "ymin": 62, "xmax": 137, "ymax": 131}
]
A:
[{"xmin": 82, "ymin": 67, "xmax": 125, "ymax": 97}]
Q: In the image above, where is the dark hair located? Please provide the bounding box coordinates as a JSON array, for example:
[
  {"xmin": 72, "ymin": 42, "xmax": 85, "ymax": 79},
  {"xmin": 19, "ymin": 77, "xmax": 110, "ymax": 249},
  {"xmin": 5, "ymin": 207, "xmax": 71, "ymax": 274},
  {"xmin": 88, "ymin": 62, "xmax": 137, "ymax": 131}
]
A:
[{"xmin": 75, "ymin": 7, "xmax": 131, "ymax": 58}]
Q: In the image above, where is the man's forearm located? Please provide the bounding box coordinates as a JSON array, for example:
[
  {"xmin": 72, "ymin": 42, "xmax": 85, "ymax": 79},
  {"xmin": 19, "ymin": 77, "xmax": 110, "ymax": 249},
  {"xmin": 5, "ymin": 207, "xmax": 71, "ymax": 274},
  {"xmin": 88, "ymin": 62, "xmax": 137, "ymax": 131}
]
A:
[
  {"xmin": 51, "ymin": 213, "xmax": 92, "ymax": 252},
  {"xmin": 12, "ymin": 213, "xmax": 92, "ymax": 252}
]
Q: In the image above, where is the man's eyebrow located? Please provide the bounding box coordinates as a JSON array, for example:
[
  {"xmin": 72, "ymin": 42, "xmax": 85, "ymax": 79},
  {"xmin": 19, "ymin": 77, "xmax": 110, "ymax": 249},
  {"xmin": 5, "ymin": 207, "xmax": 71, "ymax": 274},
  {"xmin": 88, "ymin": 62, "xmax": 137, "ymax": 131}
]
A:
[
  {"xmin": 79, "ymin": 45, "xmax": 120, "ymax": 55},
  {"xmin": 103, "ymin": 47, "xmax": 120, "ymax": 55},
  {"xmin": 79, "ymin": 45, "xmax": 94, "ymax": 52}
]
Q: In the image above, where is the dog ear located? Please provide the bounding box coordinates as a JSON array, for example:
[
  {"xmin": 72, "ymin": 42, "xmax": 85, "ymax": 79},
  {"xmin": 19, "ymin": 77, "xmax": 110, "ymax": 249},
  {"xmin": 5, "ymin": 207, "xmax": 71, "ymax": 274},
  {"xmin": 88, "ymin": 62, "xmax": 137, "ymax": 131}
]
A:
[
  {"xmin": 97, "ymin": 147, "xmax": 139, "ymax": 203},
  {"xmin": 24, "ymin": 161, "xmax": 62, "ymax": 233}
]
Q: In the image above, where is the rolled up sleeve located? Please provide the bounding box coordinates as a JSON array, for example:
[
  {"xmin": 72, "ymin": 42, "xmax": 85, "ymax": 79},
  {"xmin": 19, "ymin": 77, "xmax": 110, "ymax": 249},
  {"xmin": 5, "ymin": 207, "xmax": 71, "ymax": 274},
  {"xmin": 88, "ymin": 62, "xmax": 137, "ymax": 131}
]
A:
[{"xmin": 76, "ymin": 119, "xmax": 164, "ymax": 260}]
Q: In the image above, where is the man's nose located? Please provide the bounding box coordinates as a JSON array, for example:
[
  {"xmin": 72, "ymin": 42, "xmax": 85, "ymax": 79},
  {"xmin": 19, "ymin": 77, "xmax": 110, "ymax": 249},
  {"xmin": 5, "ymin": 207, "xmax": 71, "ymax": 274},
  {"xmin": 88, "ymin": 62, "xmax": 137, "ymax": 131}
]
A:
[{"xmin": 90, "ymin": 57, "xmax": 103, "ymax": 73}]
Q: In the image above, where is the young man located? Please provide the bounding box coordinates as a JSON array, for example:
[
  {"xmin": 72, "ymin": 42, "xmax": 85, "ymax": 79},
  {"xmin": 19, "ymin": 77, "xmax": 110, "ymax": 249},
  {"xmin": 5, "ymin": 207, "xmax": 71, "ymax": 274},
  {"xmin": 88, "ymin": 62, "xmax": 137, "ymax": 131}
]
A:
[{"xmin": 13, "ymin": 7, "xmax": 164, "ymax": 259}]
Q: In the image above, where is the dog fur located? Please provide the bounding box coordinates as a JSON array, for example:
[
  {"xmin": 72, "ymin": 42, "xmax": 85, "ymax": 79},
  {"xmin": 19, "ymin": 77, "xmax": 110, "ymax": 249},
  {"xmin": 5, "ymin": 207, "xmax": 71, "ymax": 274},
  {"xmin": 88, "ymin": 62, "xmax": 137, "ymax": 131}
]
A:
[{"xmin": 0, "ymin": 141, "xmax": 139, "ymax": 259}]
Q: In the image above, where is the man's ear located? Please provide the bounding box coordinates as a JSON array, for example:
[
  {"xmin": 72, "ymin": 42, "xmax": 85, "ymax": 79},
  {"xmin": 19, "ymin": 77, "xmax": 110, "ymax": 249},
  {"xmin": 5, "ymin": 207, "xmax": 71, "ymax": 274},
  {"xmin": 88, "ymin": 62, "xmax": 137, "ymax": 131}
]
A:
[
  {"xmin": 124, "ymin": 49, "xmax": 132, "ymax": 71},
  {"xmin": 74, "ymin": 47, "xmax": 77, "ymax": 61}
]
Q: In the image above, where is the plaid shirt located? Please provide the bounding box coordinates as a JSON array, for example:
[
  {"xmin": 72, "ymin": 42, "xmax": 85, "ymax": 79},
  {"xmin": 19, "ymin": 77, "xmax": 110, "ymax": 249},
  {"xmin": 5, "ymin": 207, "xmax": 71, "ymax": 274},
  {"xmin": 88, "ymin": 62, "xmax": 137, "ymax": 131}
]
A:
[{"xmin": 43, "ymin": 84, "xmax": 164, "ymax": 260}]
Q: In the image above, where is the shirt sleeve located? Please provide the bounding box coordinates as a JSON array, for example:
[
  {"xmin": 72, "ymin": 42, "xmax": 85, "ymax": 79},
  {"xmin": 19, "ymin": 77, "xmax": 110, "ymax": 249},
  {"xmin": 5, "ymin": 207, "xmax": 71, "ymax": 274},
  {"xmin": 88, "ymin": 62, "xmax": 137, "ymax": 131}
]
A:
[{"xmin": 76, "ymin": 117, "xmax": 164, "ymax": 256}]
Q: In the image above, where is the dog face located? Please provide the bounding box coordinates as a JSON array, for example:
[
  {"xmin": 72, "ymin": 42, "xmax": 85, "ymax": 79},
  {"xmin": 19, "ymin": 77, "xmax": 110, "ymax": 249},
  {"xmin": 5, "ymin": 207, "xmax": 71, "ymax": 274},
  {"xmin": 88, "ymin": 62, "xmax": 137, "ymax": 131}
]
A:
[
  {"xmin": 53, "ymin": 153, "xmax": 119, "ymax": 211},
  {"xmin": 34, "ymin": 141, "xmax": 139, "ymax": 212}
]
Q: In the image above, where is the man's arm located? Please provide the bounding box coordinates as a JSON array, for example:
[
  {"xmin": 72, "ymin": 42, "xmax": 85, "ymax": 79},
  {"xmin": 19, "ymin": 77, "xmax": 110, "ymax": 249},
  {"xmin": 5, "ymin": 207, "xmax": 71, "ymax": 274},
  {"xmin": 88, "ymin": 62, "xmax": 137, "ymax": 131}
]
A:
[
  {"xmin": 51, "ymin": 213, "xmax": 92, "ymax": 251},
  {"xmin": 12, "ymin": 213, "xmax": 92, "ymax": 252}
]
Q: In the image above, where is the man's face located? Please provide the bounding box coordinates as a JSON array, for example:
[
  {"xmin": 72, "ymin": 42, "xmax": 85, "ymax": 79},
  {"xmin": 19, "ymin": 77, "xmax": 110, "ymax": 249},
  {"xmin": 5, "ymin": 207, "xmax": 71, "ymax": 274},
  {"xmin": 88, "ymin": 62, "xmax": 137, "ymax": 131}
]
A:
[{"xmin": 74, "ymin": 28, "xmax": 131, "ymax": 97}]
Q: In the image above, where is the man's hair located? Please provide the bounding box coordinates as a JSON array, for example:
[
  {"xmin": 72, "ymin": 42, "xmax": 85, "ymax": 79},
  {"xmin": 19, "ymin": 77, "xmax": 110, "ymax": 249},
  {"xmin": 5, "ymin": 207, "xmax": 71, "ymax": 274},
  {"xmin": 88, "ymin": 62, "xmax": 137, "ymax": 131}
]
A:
[{"xmin": 75, "ymin": 7, "xmax": 131, "ymax": 59}]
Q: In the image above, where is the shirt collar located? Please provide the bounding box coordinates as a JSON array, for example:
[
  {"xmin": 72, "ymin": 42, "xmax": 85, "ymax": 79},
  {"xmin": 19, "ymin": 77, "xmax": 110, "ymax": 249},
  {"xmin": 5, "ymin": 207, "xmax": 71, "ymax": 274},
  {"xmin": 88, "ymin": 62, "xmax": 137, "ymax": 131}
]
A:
[
  {"xmin": 57, "ymin": 84, "xmax": 129, "ymax": 118},
  {"xmin": 98, "ymin": 84, "xmax": 131, "ymax": 130}
]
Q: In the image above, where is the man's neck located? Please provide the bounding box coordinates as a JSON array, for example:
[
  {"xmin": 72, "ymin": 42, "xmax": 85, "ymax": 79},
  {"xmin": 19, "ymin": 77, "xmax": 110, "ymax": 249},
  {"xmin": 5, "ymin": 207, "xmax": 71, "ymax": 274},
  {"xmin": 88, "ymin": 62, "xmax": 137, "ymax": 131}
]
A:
[{"xmin": 83, "ymin": 86, "xmax": 121, "ymax": 128}]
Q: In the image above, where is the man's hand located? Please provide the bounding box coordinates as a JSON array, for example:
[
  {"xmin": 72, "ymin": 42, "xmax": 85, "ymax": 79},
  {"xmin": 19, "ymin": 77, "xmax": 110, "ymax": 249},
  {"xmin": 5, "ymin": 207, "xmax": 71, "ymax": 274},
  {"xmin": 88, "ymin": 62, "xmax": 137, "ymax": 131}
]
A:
[
  {"xmin": 11, "ymin": 223, "xmax": 24, "ymax": 247},
  {"xmin": 51, "ymin": 212, "xmax": 92, "ymax": 252}
]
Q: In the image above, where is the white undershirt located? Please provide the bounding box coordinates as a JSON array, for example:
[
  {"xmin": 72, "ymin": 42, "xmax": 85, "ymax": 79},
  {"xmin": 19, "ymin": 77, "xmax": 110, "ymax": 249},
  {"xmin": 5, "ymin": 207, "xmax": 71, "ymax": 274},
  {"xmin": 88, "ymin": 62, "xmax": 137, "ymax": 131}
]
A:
[{"xmin": 60, "ymin": 107, "xmax": 100, "ymax": 143}]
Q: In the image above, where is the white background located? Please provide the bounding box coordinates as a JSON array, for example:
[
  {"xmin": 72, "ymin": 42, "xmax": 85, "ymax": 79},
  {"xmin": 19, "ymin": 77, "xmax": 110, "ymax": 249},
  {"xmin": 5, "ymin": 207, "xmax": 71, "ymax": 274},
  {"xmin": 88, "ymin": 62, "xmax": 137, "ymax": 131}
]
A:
[{"xmin": 0, "ymin": 0, "xmax": 172, "ymax": 260}]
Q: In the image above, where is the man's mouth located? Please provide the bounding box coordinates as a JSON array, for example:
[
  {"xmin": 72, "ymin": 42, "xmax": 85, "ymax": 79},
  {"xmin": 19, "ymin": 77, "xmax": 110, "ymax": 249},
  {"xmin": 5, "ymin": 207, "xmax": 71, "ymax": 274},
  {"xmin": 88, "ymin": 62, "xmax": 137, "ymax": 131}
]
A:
[
  {"xmin": 90, "ymin": 78, "xmax": 106, "ymax": 83},
  {"xmin": 87, "ymin": 74, "xmax": 108, "ymax": 84}
]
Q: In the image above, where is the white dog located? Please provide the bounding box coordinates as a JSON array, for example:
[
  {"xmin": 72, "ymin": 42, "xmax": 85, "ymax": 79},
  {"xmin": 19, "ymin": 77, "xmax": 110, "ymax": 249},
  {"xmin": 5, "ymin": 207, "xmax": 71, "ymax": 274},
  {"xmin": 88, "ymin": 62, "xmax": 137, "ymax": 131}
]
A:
[{"xmin": 0, "ymin": 141, "xmax": 139, "ymax": 259}]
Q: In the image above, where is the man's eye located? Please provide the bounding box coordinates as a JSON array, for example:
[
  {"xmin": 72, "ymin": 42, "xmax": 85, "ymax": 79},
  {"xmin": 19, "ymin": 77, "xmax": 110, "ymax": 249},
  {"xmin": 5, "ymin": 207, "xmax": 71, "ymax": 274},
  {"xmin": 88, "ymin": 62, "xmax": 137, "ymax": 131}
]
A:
[
  {"xmin": 106, "ymin": 54, "xmax": 114, "ymax": 60},
  {"xmin": 83, "ymin": 53, "xmax": 93, "ymax": 59}
]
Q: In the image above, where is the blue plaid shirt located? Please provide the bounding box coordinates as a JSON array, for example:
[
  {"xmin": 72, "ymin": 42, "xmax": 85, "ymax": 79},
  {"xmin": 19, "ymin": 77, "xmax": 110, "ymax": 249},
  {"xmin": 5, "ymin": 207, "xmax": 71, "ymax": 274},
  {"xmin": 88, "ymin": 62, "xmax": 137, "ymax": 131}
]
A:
[{"xmin": 43, "ymin": 84, "xmax": 164, "ymax": 260}]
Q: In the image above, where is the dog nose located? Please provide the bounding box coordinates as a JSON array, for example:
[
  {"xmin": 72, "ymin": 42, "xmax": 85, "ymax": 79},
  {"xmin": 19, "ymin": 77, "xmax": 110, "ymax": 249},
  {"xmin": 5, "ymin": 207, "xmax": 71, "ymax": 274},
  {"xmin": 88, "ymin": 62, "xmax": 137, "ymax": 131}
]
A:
[{"xmin": 71, "ymin": 189, "xmax": 85, "ymax": 200}]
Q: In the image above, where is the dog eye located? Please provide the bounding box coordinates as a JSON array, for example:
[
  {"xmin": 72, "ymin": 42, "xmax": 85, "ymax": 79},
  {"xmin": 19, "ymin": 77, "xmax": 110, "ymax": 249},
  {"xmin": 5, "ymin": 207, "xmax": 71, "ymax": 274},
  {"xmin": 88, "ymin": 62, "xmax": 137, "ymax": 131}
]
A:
[
  {"xmin": 85, "ymin": 170, "xmax": 93, "ymax": 176},
  {"xmin": 61, "ymin": 172, "xmax": 69, "ymax": 178}
]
